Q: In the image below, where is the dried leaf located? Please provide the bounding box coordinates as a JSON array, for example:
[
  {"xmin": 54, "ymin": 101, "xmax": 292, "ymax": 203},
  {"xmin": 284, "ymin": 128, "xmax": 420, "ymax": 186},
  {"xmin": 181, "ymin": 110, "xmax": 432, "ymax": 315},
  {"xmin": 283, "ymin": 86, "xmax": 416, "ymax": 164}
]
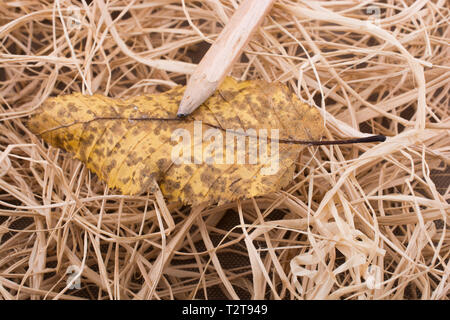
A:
[{"xmin": 28, "ymin": 77, "xmax": 324, "ymax": 204}]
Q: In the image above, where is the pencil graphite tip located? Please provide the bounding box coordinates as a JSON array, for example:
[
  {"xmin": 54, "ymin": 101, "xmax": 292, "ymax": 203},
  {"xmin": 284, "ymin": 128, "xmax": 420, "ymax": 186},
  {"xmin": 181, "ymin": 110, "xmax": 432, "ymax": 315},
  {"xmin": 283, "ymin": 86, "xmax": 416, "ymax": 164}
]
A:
[
  {"xmin": 177, "ymin": 94, "xmax": 197, "ymax": 117},
  {"xmin": 177, "ymin": 80, "xmax": 218, "ymax": 116}
]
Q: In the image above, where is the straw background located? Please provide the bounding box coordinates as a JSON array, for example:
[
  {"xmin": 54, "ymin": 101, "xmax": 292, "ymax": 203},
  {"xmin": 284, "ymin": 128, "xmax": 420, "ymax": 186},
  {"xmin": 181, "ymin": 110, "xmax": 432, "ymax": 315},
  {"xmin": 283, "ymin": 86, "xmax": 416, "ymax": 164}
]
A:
[{"xmin": 0, "ymin": 0, "xmax": 449, "ymax": 299}]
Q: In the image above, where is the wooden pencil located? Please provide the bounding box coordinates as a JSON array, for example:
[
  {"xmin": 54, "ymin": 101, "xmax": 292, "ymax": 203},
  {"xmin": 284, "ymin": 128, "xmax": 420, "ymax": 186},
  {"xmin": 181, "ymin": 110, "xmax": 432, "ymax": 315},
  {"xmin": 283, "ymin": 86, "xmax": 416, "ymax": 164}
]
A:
[{"xmin": 177, "ymin": 0, "xmax": 276, "ymax": 117}]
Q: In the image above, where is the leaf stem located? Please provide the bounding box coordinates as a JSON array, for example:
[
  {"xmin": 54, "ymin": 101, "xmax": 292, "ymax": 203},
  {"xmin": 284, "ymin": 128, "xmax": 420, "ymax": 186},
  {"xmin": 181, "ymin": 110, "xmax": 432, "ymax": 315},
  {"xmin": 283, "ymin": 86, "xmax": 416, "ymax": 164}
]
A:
[{"xmin": 37, "ymin": 116, "xmax": 386, "ymax": 145}]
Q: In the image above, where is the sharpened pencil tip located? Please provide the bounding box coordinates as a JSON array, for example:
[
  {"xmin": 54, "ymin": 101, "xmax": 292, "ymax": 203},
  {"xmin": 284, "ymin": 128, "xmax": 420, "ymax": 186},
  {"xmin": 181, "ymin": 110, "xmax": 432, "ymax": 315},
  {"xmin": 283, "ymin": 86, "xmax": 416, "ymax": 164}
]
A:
[
  {"xmin": 178, "ymin": 77, "xmax": 220, "ymax": 117},
  {"xmin": 177, "ymin": 113, "xmax": 186, "ymax": 118}
]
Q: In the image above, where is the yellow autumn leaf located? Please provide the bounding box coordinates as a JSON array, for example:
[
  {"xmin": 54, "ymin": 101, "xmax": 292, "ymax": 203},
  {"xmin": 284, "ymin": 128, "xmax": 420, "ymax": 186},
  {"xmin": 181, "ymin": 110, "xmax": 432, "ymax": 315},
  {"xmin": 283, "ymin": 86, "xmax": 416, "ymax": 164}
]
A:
[{"xmin": 27, "ymin": 77, "xmax": 324, "ymax": 204}]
